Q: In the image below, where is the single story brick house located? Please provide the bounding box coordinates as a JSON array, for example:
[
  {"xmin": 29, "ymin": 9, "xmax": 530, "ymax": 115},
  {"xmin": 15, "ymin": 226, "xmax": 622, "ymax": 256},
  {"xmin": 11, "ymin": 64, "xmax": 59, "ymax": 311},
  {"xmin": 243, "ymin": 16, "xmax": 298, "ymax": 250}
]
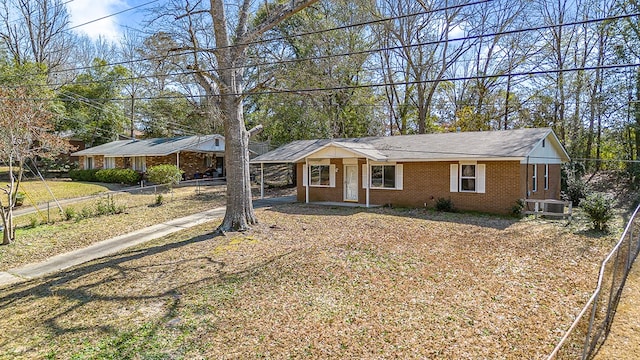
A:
[
  {"xmin": 251, "ymin": 128, "xmax": 570, "ymax": 214},
  {"xmin": 72, "ymin": 135, "xmax": 225, "ymax": 179}
]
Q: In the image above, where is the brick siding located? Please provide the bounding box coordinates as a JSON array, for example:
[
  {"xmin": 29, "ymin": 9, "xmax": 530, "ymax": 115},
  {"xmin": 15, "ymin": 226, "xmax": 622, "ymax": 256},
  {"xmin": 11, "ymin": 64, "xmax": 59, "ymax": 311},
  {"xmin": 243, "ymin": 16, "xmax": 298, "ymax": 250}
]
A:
[{"xmin": 296, "ymin": 160, "xmax": 563, "ymax": 215}]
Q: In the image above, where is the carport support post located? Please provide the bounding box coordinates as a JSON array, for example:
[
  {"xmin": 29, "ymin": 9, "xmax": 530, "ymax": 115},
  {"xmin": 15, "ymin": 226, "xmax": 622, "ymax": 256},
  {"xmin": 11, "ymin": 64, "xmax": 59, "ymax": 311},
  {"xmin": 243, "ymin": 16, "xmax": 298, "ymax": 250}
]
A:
[
  {"xmin": 366, "ymin": 158, "xmax": 370, "ymax": 208},
  {"xmin": 305, "ymin": 158, "xmax": 309, "ymax": 204},
  {"xmin": 260, "ymin": 162, "xmax": 264, "ymax": 199}
]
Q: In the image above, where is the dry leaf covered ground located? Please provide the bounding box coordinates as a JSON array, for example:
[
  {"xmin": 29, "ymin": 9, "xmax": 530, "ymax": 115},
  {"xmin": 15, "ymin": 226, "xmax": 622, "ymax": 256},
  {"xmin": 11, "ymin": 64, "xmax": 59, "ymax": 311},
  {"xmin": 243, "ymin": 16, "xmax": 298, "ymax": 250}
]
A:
[{"xmin": 0, "ymin": 204, "xmax": 615, "ymax": 359}]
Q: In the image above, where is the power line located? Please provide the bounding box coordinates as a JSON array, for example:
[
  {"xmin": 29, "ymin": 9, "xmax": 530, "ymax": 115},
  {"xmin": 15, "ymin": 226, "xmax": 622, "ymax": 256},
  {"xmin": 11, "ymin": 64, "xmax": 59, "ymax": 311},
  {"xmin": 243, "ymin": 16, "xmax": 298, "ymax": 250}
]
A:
[
  {"xmin": 39, "ymin": 0, "xmax": 491, "ymax": 77},
  {"xmin": 67, "ymin": 0, "xmax": 160, "ymax": 31},
  {"xmin": 11, "ymin": 9, "xmax": 635, "ymax": 91},
  {"xmin": 4, "ymin": 61, "xmax": 638, "ymax": 102}
]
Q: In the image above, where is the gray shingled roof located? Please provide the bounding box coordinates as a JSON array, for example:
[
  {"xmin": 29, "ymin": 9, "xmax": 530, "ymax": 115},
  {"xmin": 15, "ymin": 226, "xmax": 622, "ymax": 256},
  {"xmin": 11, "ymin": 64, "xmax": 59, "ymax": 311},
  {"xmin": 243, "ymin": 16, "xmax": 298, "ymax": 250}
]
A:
[
  {"xmin": 251, "ymin": 128, "xmax": 568, "ymax": 163},
  {"xmin": 72, "ymin": 135, "xmax": 223, "ymax": 157}
]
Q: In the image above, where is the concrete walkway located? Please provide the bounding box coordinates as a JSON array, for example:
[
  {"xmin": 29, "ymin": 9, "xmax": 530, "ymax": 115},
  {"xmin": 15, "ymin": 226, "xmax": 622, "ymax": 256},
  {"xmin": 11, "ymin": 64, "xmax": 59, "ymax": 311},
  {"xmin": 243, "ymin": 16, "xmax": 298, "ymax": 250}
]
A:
[{"xmin": 0, "ymin": 196, "xmax": 296, "ymax": 288}]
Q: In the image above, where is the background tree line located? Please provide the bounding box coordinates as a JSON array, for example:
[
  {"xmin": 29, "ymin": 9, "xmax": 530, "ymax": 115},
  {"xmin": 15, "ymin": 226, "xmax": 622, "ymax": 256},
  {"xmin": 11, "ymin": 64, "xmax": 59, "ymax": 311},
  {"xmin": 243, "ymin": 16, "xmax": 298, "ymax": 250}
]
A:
[{"xmin": 0, "ymin": 0, "xmax": 639, "ymax": 173}]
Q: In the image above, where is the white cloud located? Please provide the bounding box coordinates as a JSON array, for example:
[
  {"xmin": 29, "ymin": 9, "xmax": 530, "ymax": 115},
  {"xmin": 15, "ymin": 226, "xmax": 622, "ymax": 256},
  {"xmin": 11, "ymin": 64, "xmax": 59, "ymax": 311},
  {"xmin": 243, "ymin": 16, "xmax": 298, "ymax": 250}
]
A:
[{"xmin": 67, "ymin": 0, "xmax": 126, "ymax": 41}]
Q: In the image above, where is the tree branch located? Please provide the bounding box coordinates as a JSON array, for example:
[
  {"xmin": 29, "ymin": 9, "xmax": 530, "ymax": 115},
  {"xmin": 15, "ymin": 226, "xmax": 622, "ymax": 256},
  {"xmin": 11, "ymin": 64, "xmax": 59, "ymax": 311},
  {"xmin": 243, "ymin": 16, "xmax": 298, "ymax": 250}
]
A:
[
  {"xmin": 237, "ymin": 0, "xmax": 320, "ymax": 49},
  {"xmin": 248, "ymin": 124, "xmax": 264, "ymax": 137}
]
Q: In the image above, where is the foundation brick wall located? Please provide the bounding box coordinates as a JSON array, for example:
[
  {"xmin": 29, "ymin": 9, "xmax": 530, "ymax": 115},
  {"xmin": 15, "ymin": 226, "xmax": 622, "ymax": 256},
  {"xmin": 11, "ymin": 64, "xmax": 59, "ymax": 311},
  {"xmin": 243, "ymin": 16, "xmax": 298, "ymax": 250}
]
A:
[{"xmin": 296, "ymin": 160, "xmax": 564, "ymax": 215}]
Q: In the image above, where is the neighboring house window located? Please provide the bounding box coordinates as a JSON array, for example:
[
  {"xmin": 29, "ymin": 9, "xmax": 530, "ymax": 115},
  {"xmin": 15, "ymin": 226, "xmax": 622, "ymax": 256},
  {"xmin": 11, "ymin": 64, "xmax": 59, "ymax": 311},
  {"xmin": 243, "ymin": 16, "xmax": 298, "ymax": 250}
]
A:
[
  {"xmin": 205, "ymin": 154, "xmax": 214, "ymax": 168},
  {"xmin": 449, "ymin": 163, "xmax": 485, "ymax": 193},
  {"xmin": 85, "ymin": 156, "xmax": 94, "ymax": 169},
  {"xmin": 310, "ymin": 165, "xmax": 330, "ymax": 186},
  {"xmin": 371, "ymin": 165, "xmax": 396, "ymax": 188},
  {"xmin": 215, "ymin": 138, "xmax": 220, "ymax": 147},
  {"xmin": 132, "ymin": 156, "xmax": 146, "ymax": 172},
  {"xmin": 532, "ymin": 164, "xmax": 537, "ymax": 192},
  {"xmin": 460, "ymin": 164, "xmax": 476, "ymax": 192},
  {"xmin": 104, "ymin": 157, "xmax": 115, "ymax": 169},
  {"xmin": 544, "ymin": 164, "xmax": 549, "ymax": 190}
]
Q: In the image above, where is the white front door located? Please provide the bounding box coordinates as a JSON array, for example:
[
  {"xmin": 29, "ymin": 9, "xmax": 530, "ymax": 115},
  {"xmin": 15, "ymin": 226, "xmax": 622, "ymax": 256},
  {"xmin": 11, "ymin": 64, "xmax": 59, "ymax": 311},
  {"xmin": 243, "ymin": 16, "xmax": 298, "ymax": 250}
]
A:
[{"xmin": 344, "ymin": 165, "xmax": 358, "ymax": 201}]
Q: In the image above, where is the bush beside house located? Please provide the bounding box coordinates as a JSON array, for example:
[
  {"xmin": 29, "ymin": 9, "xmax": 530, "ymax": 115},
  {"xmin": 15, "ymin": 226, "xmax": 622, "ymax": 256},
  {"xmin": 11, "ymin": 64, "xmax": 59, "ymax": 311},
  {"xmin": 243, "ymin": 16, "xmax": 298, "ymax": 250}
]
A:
[{"xmin": 69, "ymin": 168, "xmax": 141, "ymax": 185}]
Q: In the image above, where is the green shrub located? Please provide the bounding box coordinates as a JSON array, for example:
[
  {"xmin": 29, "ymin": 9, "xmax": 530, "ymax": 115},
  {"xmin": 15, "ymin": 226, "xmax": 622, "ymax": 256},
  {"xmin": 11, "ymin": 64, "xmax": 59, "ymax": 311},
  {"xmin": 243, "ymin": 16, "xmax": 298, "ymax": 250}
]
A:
[
  {"xmin": 69, "ymin": 169, "xmax": 100, "ymax": 182},
  {"xmin": 95, "ymin": 195, "xmax": 125, "ymax": 216},
  {"xmin": 581, "ymin": 192, "xmax": 614, "ymax": 231},
  {"xmin": 511, "ymin": 199, "xmax": 525, "ymax": 217},
  {"xmin": 64, "ymin": 207, "xmax": 76, "ymax": 221},
  {"xmin": 95, "ymin": 168, "xmax": 141, "ymax": 185},
  {"xmin": 563, "ymin": 175, "xmax": 590, "ymax": 206},
  {"xmin": 145, "ymin": 165, "xmax": 183, "ymax": 186},
  {"xmin": 435, "ymin": 197, "xmax": 456, "ymax": 212},
  {"xmin": 14, "ymin": 192, "xmax": 25, "ymax": 206},
  {"xmin": 154, "ymin": 194, "xmax": 164, "ymax": 206},
  {"xmin": 29, "ymin": 216, "xmax": 40, "ymax": 228}
]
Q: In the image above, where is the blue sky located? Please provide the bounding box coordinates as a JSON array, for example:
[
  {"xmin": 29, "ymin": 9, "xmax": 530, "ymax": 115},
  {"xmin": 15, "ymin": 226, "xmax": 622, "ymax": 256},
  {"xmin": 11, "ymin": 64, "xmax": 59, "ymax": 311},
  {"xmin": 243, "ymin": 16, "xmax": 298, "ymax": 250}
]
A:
[{"xmin": 66, "ymin": 0, "xmax": 161, "ymax": 41}]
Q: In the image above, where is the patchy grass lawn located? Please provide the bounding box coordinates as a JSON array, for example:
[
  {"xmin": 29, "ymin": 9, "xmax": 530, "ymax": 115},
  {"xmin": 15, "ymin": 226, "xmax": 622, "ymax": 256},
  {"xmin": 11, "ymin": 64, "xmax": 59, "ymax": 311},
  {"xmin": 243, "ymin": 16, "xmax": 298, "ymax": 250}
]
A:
[
  {"xmin": 0, "ymin": 204, "xmax": 615, "ymax": 359},
  {"xmin": 0, "ymin": 185, "xmax": 226, "ymax": 271},
  {"xmin": 1, "ymin": 179, "xmax": 113, "ymax": 205}
]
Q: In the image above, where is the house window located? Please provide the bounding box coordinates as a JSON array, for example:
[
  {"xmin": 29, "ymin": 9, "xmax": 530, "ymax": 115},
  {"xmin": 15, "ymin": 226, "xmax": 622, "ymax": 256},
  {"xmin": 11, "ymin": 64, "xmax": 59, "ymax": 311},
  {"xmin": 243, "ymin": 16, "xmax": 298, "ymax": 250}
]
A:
[
  {"xmin": 215, "ymin": 138, "xmax": 220, "ymax": 147},
  {"xmin": 450, "ymin": 163, "xmax": 485, "ymax": 193},
  {"xmin": 460, "ymin": 164, "xmax": 476, "ymax": 192},
  {"xmin": 310, "ymin": 165, "xmax": 330, "ymax": 186},
  {"xmin": 532, "ymin": 164, "xmax": 537, "ymax": 192},
  {"xmin": 132, "ymin": 156, "xmax": 146, "ymax": 172},
  {"xmin": 85, "ymin": 156, "xmax": 94, "ymax": 169},
  {"xmin": 544, "ymin": 164, "xmax": 549, "ymax": 190},
  {"xmin": 371, "ymin": 165, "xmax": 396, "ymax": 188},
  {"xmin": 104, "ymin": 157, "xmax": 115, "ymax": 169}
]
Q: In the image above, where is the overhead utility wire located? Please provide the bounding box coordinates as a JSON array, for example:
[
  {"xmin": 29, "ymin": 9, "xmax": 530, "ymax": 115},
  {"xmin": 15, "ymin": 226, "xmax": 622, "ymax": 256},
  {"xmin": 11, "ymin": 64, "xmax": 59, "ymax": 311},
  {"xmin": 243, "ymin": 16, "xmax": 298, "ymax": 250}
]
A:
[
  {"xmin": 28, "ymin": 10, "xmax": 640, "ymax": 90},
  {"xmin": 12, "ymin": 61, "xmax": 638, "ymax": 102},
  {"xmin": 67, "ymin": 0, "xmax": 160, "ymax": 31},
  {"xmin": 42, "ymin": 0, "xmax": 491, "ymax": 76},
  {"xmin": 12, "ymin": 9, "xmax": 640, "ymax": 91}
]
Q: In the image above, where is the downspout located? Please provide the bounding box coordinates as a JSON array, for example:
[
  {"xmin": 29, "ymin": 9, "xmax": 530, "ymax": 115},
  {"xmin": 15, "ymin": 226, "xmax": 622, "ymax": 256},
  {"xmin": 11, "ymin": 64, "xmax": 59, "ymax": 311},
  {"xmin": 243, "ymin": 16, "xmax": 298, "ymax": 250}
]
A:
[
  {"xmin": 305, "ymin": 158, "xmax": 309, "ymax": 204},
  {"xmin": 366, "ymin": 158, "xmax": 370, "ymax": 208}
]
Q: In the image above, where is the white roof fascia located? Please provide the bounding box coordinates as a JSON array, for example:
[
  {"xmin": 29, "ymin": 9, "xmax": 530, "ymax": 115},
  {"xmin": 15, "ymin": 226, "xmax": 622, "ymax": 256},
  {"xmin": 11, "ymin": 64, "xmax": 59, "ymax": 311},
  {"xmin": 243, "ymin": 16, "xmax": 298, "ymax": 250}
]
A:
[
  {"xmin": 288, "ymin": 141, "xmax": 384, "ymax": 163},
  {"xmin": 385, "ymin": 157, "xmax": 525, "ymax": 163}
]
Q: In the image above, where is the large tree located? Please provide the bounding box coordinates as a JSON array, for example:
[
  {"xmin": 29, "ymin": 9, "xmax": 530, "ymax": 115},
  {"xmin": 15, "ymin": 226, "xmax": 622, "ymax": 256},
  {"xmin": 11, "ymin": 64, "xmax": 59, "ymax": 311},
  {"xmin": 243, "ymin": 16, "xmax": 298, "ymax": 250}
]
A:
[{"xmin": 175, "ymin": 0, "xmax": 319, "ymax": 232}]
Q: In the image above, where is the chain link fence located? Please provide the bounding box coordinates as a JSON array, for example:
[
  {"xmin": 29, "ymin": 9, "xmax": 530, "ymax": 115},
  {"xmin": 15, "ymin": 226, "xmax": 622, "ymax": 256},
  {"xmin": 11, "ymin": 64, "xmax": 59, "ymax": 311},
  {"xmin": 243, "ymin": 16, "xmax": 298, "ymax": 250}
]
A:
[{"xmin": 548, "ymin": 204, "xmax": 640, "ymax": 359}]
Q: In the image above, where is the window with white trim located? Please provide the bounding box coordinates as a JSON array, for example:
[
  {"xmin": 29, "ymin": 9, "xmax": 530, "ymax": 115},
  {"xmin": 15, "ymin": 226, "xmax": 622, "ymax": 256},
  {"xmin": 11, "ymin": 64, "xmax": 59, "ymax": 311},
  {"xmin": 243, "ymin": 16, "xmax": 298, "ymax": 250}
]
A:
[
  {"xmin": 450, "ymin": 162, "xmax": 485, "ymax": 193},
  {"xmin": 104, "ymin": 157, "xmax": 115, "ymax": 169},
  {"xmin": 544, "ymin": 164, "xmax": 549, "ymax": 190},
  {"xmin": 371, "ymin": 165, "xmax": 396, "ymax": 188},
  {"xmin": 532, "ymin": 164, "xmax": 537, "ymax": 192},
  {"xmin": 365, "ymin": 163, "xmax": 403, "ymax": 190},
  {"xmin": 85, "ymin": 156, "xmax": 94, "ymax": 169},
  {"xmin": 132, "ymin": 156, "xmax": 146, "ymax": 172},
  {"xmin": 310, "ymin": 165, "xmax": 330, "ymax": 186},
  {"xmin": 460, "ymin": 164, "xmax": 476, "ymax": 192}
]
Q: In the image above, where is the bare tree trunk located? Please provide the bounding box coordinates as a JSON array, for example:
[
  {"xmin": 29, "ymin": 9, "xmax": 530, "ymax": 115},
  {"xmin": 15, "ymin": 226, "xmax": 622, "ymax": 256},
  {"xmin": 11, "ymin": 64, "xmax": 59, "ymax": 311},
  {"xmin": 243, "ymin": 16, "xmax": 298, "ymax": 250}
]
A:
[{"xmin": 208, "ymin": 0, "xmax": 319, "ymax": 232}]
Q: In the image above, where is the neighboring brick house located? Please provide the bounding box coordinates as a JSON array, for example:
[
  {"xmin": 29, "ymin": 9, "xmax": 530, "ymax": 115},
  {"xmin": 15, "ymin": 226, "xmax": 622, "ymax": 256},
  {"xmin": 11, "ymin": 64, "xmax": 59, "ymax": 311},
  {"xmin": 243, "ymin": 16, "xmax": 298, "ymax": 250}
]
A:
[
  {"xmin": 71, "ymin": 135, "xmax": 226, "ymax": 180},
  {"xmin": 250, "ymin": 128, "xmax": 570, "ymax": 215}
]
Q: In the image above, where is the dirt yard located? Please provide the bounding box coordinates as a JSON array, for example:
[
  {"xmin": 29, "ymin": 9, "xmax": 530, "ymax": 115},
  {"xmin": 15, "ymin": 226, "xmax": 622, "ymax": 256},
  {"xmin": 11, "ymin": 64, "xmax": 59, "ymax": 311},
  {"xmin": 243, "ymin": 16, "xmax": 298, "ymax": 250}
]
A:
[{"xmin": 0, "ymin": 204, "xmax": 615, "ymax": 359}]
